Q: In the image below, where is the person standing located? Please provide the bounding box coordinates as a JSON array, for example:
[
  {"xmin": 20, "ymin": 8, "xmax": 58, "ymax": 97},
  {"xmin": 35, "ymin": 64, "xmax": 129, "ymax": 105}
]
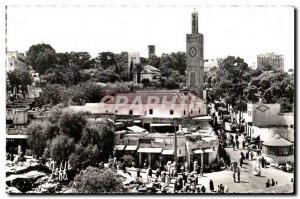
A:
[
  {"xmin": 201, "ymin": 185, "xmax": 206, "ymax": 193},
  {"xmin": 266, "ymin": 179, "xmax": 270, "ymax": 188},
  {"xmin": 232, "ymin": 141, "xmax": 236, "ymax": 150},
  {"xmin": 271, "ymin": 179, "xmax": 275, "ymax": 186},
  {"xmin": 200, "ymin": 165, "xmax": 204, "ymax": 176},
  {"xmin": 236, "ymin": 140, "xmax": 240, "ymax": 150},
  {"xmin": 242, "ymin": 140, "xmax": 245, "ymax": 149},
  {"xmin": 209, "ymin": 179, "xmax": 214, "ymax": 192}
]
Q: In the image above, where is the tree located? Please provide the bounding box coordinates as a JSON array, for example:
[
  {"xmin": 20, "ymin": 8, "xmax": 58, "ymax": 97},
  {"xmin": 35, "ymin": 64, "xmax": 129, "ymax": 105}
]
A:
[
  {"xmin": 7, "ymin": 69, "xmax": 33, "ymax": 94},
  {"xmin": 26, "ymin": 43, "xmax": 57, "ymax": 74},
  {"xmin": 49, "ymin": 134, "xmax": 75, "ymax": 163},
  {"xmin": 96, "ymin": 52, "xmax": 116, "ymax": 69},
  {"xmin": 27, "ymin": 122, "xmax": 50, "ymax": 157},
  {"xmin": 59, "ymin": 110, "xmax": 87, "ymax": 142},
  {"xmin": 98, "ymin": 127, "xmax": 115, "ymax": 162},
  {"xmin": 35, "ymin": 84, "xmax": 68, "ymax": 107},
  {"xmin": 72, "ymin": 167, "xmax": 124, "ymax": 193}
]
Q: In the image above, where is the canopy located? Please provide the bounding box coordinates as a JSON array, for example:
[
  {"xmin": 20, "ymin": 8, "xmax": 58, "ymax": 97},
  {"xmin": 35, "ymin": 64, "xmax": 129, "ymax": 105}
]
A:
[
  {"xmin": 125, "ymin": 145, "xmax": 138, "ymax": 151},
  {"xmin": 162, "ymin": 149, "xmax": 174, "ymax": 155},
  {"xmin": 133, "ymin": 120, "xmax": 141, "ymax": 123},
  {"xmin": 192, "ymin": 116, "xmax": 212, "ymax": 121},
  {"xmin": 193, "ymin": 149, "xmax": 204, "ymax": 154},
  {"xmin": 6, "ymin": 134, "xmax": 27, "ymax": 139},
  {"xmin": 127, "ymin": 125, "xmax": 147, "ymax": 133},
  {"xmin": 138, "ymin": 148, "xmax": 162, "ymax": 153},
  {"xmin": 115, "ymin": 145, "xmax": 125, "ymax": 151},
  {"xmin": 204, "ymin": 149, "xmax": 214, "ymax": 153},
  {"xmin": 263, "ymin": 134, "xmax": 293, "ymax": 147},
  {"xmin": 150, "ymin": 123, "xmax": 171, "ymax": 127}
]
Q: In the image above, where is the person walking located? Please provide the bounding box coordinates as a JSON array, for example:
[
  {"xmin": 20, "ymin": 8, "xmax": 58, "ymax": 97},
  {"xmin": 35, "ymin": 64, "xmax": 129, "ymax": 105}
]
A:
[
  {"xmin": 239, "ymin": 157, "xmax": 243, "ymax": 167},
  {"xmin": 209, "ymin": 179, "xmax": 214, "ymax": 192},
  {"xmin": 237, "ymin": 167, "xmax": 241, "ymax": 183},
  {"xmin": 233, "ymin": 171, "xmax": 236, "ymax": 183}
]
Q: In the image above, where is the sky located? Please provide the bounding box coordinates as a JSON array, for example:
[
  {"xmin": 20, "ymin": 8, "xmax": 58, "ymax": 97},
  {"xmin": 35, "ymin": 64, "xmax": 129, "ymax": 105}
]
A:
[{"xmin": 6, "ymin": 5, "xmax": 294, "ymax": 70}]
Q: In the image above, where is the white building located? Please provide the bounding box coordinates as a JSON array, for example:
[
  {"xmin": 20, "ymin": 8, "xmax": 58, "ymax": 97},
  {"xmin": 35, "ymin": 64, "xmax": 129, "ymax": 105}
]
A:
[
  {"xmin": 257, "ymin": 53, "xmax": 284, "ymax": 71},
  {"xmin": 6, "ymin": 51, "xmax": 26, "ymax": 72},
  {"xmin": 243, "ymin": 103, "xmax": 294, "ymax": 164}
]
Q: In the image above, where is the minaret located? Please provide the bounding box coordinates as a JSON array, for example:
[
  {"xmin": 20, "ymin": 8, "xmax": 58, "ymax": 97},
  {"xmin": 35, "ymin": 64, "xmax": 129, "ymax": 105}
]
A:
[{"xmin": 186, "ymin": 10, "xmax": 204, "ymax": 97}]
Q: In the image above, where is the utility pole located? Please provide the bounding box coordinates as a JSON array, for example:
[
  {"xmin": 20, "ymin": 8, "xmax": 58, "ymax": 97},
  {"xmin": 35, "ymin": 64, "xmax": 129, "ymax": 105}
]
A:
[{"xmin": 173, "ymin": 119, "xmax": 178, "ymax": 164}]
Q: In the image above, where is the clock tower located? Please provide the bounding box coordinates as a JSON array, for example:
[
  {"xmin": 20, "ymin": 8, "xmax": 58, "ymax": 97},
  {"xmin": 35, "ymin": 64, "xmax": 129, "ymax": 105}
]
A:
[{"xmin": 186, "ymin": 10, "xmax": 204, "ymax": 96}]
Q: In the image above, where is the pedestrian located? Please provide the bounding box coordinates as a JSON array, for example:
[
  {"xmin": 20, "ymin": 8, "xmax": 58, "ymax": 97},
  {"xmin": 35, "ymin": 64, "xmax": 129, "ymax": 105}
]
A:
[
  {"xmin": 200, "ymin": 165, "xmax": 204, "ymax": 176},
  {"xmin": 232, "ymin": 141, "xmax": 235, "ymax": 150},
  {"xmin": 239, "ymin": 157, "xmax": 243, "ymax": 167},
  {"xmin": 156, "ymin": 167, "xmax": 161, "ymax": 178},
  {"xmin": 209, "ymin": 179, "xmax": 214, "ymax": 192},
  {"xmin": 266, "ymin": 179, "xmax": 270, "ymax": 188},
  {"xmin": 137, "ymin": 168, "xmax": 141, "ymax": 178},
  {"xmin": 144, "ymin": 160, "xmax": 148, "ymax": 169},
  {"xmin": 242, "ymin": 140, "xmax": 245, "ymax": 149},
  {"xmin": 237, "ymin": 167, "xmax": 241, "ymax": 183},
  {"xmin": 250, "ymin": 151, "xmax": 253, "ymax": 160},
  {"xmin": 271, "ymin": 179, "xmax": 275, "ymax": 186},
  {"xmin": 224, "ymin": 185, "xmax": 229, "ymax": 193},
  {"xmin": 233, "ymin": 171, "xmax": 236, "ymax": 182},
  {"xmin": 201, "ymin": 185, "xmax": 206, "ymax": 193},
  {"xmin": 235, "ymin": 134, "xmax": 238, "ymax": 140},
  {"xmin": 236, "ymin": 140, "xmax": 240, "ymax": 149}
]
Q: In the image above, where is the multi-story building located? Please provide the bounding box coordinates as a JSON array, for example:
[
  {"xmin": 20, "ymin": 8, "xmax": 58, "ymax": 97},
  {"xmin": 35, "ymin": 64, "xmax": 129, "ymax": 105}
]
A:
[
  {"xmin": 257, "ymin": 53, "xmax": 284, "ymax": 71},
  {"xmin": 6, "ymin": 51, "xmax": 26, "ymax": 72}
]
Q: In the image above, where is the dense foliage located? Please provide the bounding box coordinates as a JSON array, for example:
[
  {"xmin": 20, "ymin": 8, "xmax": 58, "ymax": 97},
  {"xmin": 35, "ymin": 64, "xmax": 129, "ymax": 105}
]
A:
[
  {"xmin": 27, "ymin": 109, "xmax": 115, "ymax": 171},
  {"xmin": 205, "ymin": 56, "xmax": 294, "ymax": 112},
  {"xmin": 72, "ymin": 166, "xmax": 124, "ymax": 193},
  {"xmin": 7, "ymin": 69, "xmax": 33, "ymax": 94}
]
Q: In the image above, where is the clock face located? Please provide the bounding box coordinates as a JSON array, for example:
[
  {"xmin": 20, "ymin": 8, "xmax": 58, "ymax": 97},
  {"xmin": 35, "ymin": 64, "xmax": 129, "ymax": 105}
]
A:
[{"xmin": 189, "ymin": 47, "xmax": 197, "ymax": 57}]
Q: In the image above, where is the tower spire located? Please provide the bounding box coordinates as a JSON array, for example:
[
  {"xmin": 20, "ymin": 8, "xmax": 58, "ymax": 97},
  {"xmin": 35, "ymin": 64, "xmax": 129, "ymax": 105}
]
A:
[{"xmin": 191, "ymin": 9, "xmax": 198, "ymax": 34}]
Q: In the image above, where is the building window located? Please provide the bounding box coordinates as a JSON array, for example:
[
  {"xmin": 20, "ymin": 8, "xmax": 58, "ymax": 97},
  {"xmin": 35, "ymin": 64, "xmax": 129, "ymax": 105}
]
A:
[
  {"xmin": 290, "ymin": 125, "xmax": 294, "ymax": 129},
  {"xmin": 199, "ymin": 108, "xmax": 201, "ymax": 113},
  {"xmin": 191, "ymin": 110, "xmax": 193, "ymax": 115},
  {"xmin": 179, "ymin": 149, "xmax": 181, "ymax": 154},
  {"xmin": 149, "ymin": 109, "xmax": 153, "ymax": 115},
  {"xmin": 170, "ymin": 109, "xmax": 174, "ymax": 115},
  {"xmin": 184, "ymin": 110, "xmax": 186, "ymax": 115},
  {"xmin": 129, "ymin": 110, "xmax": 133, "ymax": 115},
  {"xmin": 115, "ymin": 110, "xmax": 118, "ymax": 113}
]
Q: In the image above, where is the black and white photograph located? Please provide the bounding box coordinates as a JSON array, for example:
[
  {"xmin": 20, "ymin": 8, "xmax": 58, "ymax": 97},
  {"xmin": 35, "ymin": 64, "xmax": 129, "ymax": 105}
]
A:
[{"xmin": 3, "ymin": 1, "xmax": 296, "ymax": 195}]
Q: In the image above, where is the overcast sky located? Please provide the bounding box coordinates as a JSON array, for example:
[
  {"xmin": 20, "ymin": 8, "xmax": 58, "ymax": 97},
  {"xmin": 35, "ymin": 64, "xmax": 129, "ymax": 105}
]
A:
[{"xmin": 7, "ymin": 5, "xmax": 294, "ymax": 70}]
